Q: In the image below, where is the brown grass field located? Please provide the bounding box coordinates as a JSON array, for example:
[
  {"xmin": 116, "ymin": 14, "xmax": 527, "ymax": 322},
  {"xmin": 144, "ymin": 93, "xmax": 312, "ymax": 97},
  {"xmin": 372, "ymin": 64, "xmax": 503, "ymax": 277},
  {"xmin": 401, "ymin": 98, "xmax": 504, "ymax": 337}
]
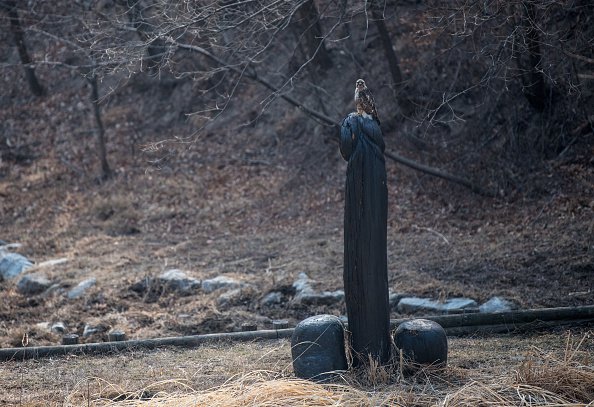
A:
[{"xmin": 0, "ymin": 329, "xmax": 592, "ymax": 406}]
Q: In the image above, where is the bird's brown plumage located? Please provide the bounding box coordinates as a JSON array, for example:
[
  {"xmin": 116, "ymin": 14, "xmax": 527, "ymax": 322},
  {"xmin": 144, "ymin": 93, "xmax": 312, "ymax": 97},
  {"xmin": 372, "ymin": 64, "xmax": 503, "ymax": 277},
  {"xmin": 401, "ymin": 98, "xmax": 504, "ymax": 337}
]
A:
[{"xmin": 354, "ymin": 79, "xmax": 380, "ymax": 125}]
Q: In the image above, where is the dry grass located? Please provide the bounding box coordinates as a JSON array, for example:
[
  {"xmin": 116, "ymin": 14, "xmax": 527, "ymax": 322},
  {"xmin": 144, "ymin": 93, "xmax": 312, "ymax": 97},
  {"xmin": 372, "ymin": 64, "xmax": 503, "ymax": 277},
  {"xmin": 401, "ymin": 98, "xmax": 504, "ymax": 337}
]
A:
[
  {"xmin": 2, "ymin": 331, "xmax": 591, "ymax": 406},
  {"xmin": 82, "ymin": 347, "xmax": 594, "ymax": 407},
  {"xmin": 439, "ymin": 382, "xmax": 584, "ymax": 407},
  {"xmin": 78, "ymin": 372, "xmax": 376, "ymax": 406},
  {"xmin": 513, "ymin": 332, "xmax": 594, "ymax": 404}
]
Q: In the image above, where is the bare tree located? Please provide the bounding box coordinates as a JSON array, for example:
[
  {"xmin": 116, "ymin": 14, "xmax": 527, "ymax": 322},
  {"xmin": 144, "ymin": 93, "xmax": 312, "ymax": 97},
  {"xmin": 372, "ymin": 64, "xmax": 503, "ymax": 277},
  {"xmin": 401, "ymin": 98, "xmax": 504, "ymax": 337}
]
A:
[
  {"xmin": 292, "ymin": 0, "xmax": 333, "ymax": 72},
  {"xmin": 416, "ymin": 0, "xmax": 592, "ymax": 165},
  {"xmin": 0, "ymin": 0, "xmax": 44, "ymax": 96},
  {"xmin": 76, "ymin": 0, "xmax": 499, "ymax": 194},
  {"xmin": 124, "ymin": 0, "xmax": 168, "ymax": 73},
  {"xmin": 514, "ymin": 1, "xmax": 549, "ymax": 112},
  {"xmin": 7, "ymin": 0, "xmax": 590, "ymax": 194},
  {"xmin": 369, "ymin": 1, "xmax": 415, "ymax": 117},
  {"xmin": 87, "ymin": 72, "xmax": 112, "ymax": 180},
  {"xmin": 3, "ymin": 2, "xmax": 114, "ymax": 180}
]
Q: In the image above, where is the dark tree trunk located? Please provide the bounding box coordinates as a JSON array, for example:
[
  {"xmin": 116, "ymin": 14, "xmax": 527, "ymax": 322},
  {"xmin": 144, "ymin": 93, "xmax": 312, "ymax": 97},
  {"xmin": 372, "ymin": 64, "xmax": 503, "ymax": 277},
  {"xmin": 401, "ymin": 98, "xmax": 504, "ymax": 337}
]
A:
[
  {"xmin": 370, "ymin": 2, "xmax": 414, "ymax": 116},
  {"xmin": 516, "ymin": 2, "xmax": 548, "ymax": 112},
  {"xmin": 88, "ymin": 74, "xmax": 112, "ymax": 180},
  {"xmin": 1, "ymin": 0, "xmax": 44, "ymax": 96},
  {"xmin": 293, "ymin": 0, "xmax": 332, "ymax": 72},
  {"xmin": 126, "ymin": 0, "xmax": 166, "ymax": 72},
  {"xmin": 339, "ymin": 113, "xmax": 390, "ymax": 366},
  {"xmin": 371, "ymin": 5, "xmax": 402, "ymax": 87}
]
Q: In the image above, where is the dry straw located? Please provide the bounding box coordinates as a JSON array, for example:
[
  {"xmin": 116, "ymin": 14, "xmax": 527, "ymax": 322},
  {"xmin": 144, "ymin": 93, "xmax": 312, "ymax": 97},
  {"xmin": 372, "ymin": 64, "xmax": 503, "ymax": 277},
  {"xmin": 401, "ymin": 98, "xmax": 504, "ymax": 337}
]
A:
[
  {"xmin": 85, "ymin": 370, "xmax": 399, "ymax": 407},
  {"xmin": 70, "ymin": 332, "xmax": 593, "ymax": 407},
  {"xmin": 439, "ymin": 381, "xmax": 589, "ymax": 406},
  {"xmin": 513, "ymin": 331, "xmax": 594, "ymax": 404}
]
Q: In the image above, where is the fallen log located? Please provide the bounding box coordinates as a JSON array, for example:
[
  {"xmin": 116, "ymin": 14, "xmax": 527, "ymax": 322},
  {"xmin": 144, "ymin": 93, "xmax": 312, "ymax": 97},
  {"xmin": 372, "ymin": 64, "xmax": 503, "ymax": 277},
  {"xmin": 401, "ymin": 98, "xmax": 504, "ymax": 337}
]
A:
[
  {"xmin": 389, "ymin": 305, "xmax": 594, "ymax": 329},
  {"xmin": 0, "ymin": 306, "xmax": 592, "ymax": 362},
  {"xmin": 442, "ymin": 318, "xmax": 594, "ymax": 336},
  {"xmin": 0, "ymin": 329, "xmax": 293, "ymax": 362}
]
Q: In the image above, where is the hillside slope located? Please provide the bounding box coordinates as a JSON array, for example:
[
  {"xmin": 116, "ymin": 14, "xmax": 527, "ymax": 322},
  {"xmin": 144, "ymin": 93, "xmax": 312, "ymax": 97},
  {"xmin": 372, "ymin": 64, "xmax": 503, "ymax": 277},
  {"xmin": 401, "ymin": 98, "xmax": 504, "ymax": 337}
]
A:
[{"xmin": 0, "ymin": 1, "xmax": 592, "ymax": 347}]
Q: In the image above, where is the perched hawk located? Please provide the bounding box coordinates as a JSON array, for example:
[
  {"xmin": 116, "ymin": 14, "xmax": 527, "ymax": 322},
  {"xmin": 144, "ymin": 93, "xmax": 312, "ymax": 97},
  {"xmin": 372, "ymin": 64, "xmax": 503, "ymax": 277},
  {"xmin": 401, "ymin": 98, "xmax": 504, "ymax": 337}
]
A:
[{"xmin": 354, "ymin": 79, "xmax": 380, "ymax": 125}]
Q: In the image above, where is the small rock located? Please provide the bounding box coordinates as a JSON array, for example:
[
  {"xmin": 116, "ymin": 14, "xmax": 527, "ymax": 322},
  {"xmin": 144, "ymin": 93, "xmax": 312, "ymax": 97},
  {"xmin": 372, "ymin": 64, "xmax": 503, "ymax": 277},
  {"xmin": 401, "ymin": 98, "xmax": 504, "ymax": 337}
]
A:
[
  {"xmin": 129, "ymin": 277, "xmax": 152, "ymax": 294},
  {"xmin": 397, "ymin": 297, "xmax": 478, "ymax": 314},
  {"xmin": 67, "ymin": 277, "xmax": 97, "ymax": 299},
  {"xmin": 241, "ymin": 323, "xmax": 258, "ymax": 331},
  {"xmin": 201, "ymin": 275, "xmax": 241, "ymax": 293},
  {"xmin": 83, "ymin": 323, "xmax": 109, "ymax": 337},
  {"xmin": 42, "ymin": 283, "xmax": 64, "ymax": 298},
  {"xmin": 292, "ymin": 273, "xmax": 343, "ymax": 305},
  {"xmin": 51, "ymin": 321, "xmax": 67, "ymax": 334},
  {"xmin": 158, "ymin": 269, "xmax": 200, "ymax": 294},
  {"xmin": 62, "ymin": 334, "xmax": 79, "ymax": 345},
  {"xmin": 479, "ymin": 296, "xmax": 516, "ymax": 313},
  {"xmin": 272, "ymin": 319, "xmax": 290, "ymax": 329},
  {"xmin": 0, "ymin": 242, "xmax": 22, "ymax": 250},
  {"xmin": 261, "ymin": 291, "xmax": 283, "ymax": 306},
  {"xmin": 394, "ymin": 319, "xmax": 448, "ymax": 374},
  {"xmin": 389, "ymin": 292, "xmax": 408, "ymax": 308},
  {"xmin": 217, "ymin": 288, "xmax": 243, "ymax": 306},
  {"xmin": 0, "ymin": 252, "xmax": 33, "ymax": 280},
  {"xmin": 16, "ymin": 273, "xmax": 53, "ymax": 295},
  {"xmin": 293, "ymin": 272, "xmax": 315, "ymax": 298},
  {"xmin": 298, "ymin": 290, "xmax": 345, "ymax": 306},
  {"xmin": 107, "ymin": 330, "xmax": 126, "ymax": 341},
  {"xmin": 37, "ymin": 258, "xmax": 69, "ymax": 268}
]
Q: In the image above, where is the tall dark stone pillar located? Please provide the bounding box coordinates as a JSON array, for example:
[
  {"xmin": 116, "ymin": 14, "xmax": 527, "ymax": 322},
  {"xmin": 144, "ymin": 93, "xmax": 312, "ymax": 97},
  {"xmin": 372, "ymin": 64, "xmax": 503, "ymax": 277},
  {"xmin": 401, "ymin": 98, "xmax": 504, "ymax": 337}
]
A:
[{"xmin": 339, "ymin": 113, "xmax": 390, "ymax": 365}]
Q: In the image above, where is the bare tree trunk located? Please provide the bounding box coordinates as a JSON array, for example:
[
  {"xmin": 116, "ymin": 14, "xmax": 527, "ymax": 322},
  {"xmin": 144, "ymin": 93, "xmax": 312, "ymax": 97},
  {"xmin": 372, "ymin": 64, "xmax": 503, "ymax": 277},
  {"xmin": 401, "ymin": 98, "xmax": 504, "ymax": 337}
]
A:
[
  {"xmin": 516, "ymin": 1, "xmax": 548, "ymax": 112},
  {"xmin": 371, "ymin": 2, "xmax": 414, "ymax": 116},
  {"xmin": 1, "ymin": 0, "xmax": 44, "ymax": 96},
  {"xmin": 371, "ymin": 4, "xmax": 402, "ymax": 87},
  {"xmin": 293, "ymin": 0, "xmax": 332, "ymax": 72},
  {"xmin": 88, "ymin": 74, "xmax": 112, "ymax": 180},
  {"xmin": 126, "ymin": 0, "xmax": 166, "ymax": 72}
]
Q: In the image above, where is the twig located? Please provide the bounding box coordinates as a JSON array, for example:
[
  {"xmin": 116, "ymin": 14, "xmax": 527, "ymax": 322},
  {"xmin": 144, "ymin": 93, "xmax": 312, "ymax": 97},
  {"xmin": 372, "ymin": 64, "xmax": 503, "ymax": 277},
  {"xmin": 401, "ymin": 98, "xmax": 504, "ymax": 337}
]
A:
[
  {"xmin": 563, "ymin": 50, "xmax": 594, "ymax": 64},
  {"xmin": 412, "ymin": 225, "xmax": 450, "ymax": 245}
]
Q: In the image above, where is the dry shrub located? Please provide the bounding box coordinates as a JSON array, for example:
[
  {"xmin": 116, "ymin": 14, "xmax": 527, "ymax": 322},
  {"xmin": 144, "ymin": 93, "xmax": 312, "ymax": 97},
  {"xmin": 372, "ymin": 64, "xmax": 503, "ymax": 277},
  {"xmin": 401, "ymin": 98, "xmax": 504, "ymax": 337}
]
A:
[{"xmin": 513, "ymin": 332, "xmax": 594, "ymax": 404}]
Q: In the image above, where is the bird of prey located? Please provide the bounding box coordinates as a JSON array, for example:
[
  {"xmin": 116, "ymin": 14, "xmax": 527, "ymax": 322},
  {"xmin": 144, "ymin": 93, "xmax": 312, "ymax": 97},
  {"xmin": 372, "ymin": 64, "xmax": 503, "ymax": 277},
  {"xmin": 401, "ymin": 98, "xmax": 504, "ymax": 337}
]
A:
[{"xmin": 354, "ymin": 79, "xmax": 380, "ymax": 125}]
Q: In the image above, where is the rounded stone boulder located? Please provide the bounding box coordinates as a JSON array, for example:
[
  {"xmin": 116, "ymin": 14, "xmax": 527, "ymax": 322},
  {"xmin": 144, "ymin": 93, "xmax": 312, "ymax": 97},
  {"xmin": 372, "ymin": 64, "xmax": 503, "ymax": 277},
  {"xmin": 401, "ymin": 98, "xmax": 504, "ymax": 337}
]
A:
[
  {"xmin": 291, "ymin": 315, "xmax": 348, "ymax": 381},
  {"xmin": 394, "ymin": 319, "xmax": 448, "ymax": 374}
]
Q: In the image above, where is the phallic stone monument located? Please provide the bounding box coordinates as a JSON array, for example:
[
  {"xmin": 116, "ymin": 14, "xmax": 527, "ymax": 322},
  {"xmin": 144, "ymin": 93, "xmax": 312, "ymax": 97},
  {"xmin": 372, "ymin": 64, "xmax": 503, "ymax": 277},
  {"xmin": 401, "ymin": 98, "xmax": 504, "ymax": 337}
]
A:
[{"xmin": 339, "ymin": 113, "xmax": 390, "ymax": 366}]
